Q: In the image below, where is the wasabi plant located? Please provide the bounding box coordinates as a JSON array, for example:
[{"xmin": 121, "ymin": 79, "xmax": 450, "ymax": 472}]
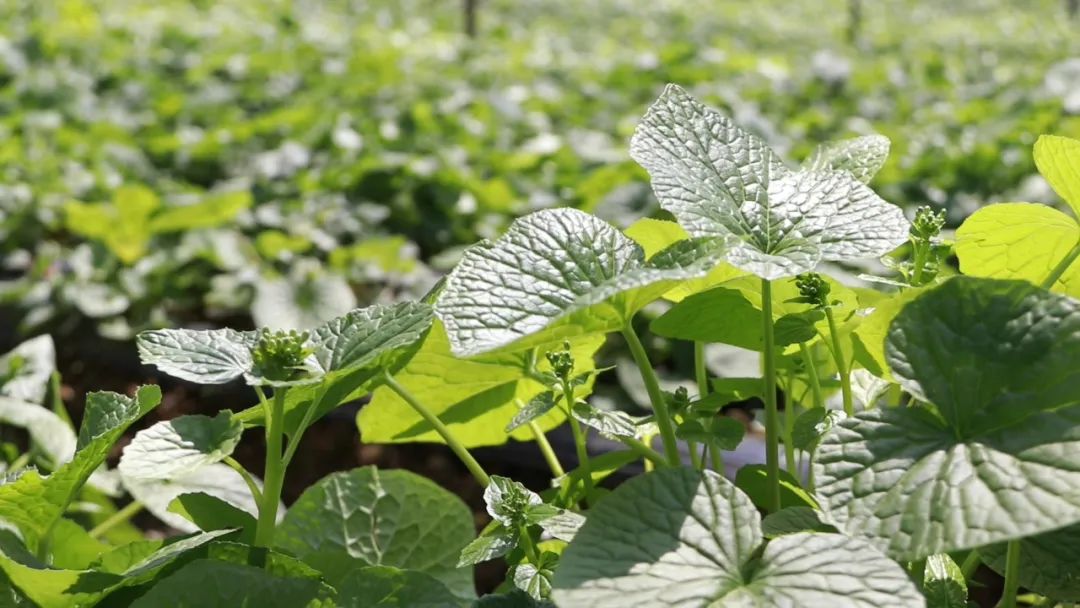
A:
[{"xmin": 2, "ymin": 87, "xmax": 1080, "ymax": 607}]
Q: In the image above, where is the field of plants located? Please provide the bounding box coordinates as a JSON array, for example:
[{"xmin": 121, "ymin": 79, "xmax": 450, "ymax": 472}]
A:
[{"xmin": 3, "ymin": 0, "xmax": 1080, "ymax": 606}]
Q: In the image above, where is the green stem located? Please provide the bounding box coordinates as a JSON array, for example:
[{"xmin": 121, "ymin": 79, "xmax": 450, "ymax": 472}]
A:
[
  {"xmin": 48, "ymin": 372, "xmax": 73, "ymax": 429},
  {"xmin": 688, "ymin": 441, "xmax": 702, "ymax": 469},
  {"xmin": 384, "ymin": 373, "xmax": 490, "ymax": 487},
  {"xmin": 1041, "ymin": 238, "xmax": 1080, "ymax": 289},
  {"xmin": 564, "ymin": 392, "xmax": 594, "ymax": 505},
  {"xmin": 281, "ymin": 385, "xmax": 330, "ymax": 468},
  {"xmin": 694, "ymin": 341, "xmax": 710, "ymax": 397},
  {"xmin": 519, "ymin": 525, "xmax": 540, "ymax": 564},
  {"xmin": 798, "ymin": 342, "xmax": 824, "ymax": 410},
  {"xmin": 960, "ymin": 550, "xmax": 982, "ymax": 581},
  {"xmin": 824, "ymin": 307, "xmax": 853, "ymax": 416},
  {"xmin": 89, "ymin": 501, "xmax": 143, "ymax": 539},
  {"xmin": 709, "ymin": 443, "xmax": 724, "ymax": 475},
  {"xmin": 910, "ymin": 241, "xmax": 929, "ymax": 287},
  {"xmin": 616, "ymin": 436, "xmax": 667, "ymax": 467},
  {"xmin": 621, "ymin": 325, "xmax": 680, "ymax": 466},
  {"xmin": 254, "ymin": 385, "xmax": 271, "ymax": 422},
  {"xmin": 783, "ymin": 368, "xmax": 798, "ymax": 477},
  {"xmin": 528, "ymin": 421, "xmax": 565, "ymax": 478},
  {"xmin": 760, "ymin": 278, "xmax": 781, "ymax": 513},
  {"xmin": 254, "ymin": 388, "xmax": 287, "ymax": 548},
  {"xmin": 224, "ymin": 456, "xmax": 263, "ymax": 504},
  {"xmin": 8, "ymin": 452, "xmax": 30, "ymax": 472},
  {"xmin": 999, "ymin": 540, "xmax": 1022, "ymax": 608}
]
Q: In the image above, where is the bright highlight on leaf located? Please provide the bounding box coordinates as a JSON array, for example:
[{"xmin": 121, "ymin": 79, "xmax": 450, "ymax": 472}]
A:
[
  {"xmin": 630, "ymin": 84, "xmax": 909, "ymax": 280},
  {"xmin": 551, "ymin": 467, "xmax": 923, "ymax": 607},
  {"xmin": 434, "ymin": 207, "xmax": 724, "ymax": 357}
]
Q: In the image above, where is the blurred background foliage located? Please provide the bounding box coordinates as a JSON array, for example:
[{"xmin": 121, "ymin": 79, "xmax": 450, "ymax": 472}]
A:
[{"xmin": 0, "ymin": 0, "xmax": 1077, "ymax": 343}]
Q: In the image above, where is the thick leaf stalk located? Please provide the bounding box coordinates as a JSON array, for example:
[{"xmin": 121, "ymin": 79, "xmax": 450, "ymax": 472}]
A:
[
  {"xmin": 824, "ymin": 307, "xmax": 854, "ymax": 416},
  {"xmin": 621, "ymin": 325, "xmax": 681, "ymax": 466},
  {"xmin": 760, "ymin": 279, "xmax": 782, "ymax": 513},
  {"xmin": 255, "ymin": 388, "xmax": 288, "ymax": 547},
  {"xmin": 383, "ymin": 373, "xmax": 490, "ymax": 487},
  {"xmin": 1041, "ymin": 238, "xmax": 1080, "ymax": 289},
  {"xmin": 998, "ymin": 540, "xmax": 1021, "ymax": 608}
]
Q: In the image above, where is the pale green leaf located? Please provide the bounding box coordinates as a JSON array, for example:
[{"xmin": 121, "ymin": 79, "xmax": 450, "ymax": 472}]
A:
[
  {"xmin": 118, "ymin": 411, "xmax": 242, "ymax": 481},
  {"xmin": 435, "ymin": 208, "xmax": 723, "ymax": 356},
  {"xmin": 1034, "ymin": 134, "xmax": 1080, "ymax": 216},
  {"xmin": 803, "ymin": 135, "xmax": 890, "ymax": 184},
  {"xmin": 0, "ymin": 397, "xmax": 75, "ymax": 469},
  {"xmin": 0, "ymin": 335, "xmax": 56, "ymax": 404},
  {"xmin": 551, "ymin": 467, "xmax": 922, "ymax": 607},
  {"xmin": 359, "ymin": 323, "xmax": 603, "ymax": 448},
  {"xmin": 955, "ymin": 202, "xmax": 1080, "ymax": 297},
  {"xmin": 630, "ymin": 84, "xmax": 908, "ymax": 280},
  {"xmin": 147, "ymin": 190, "xmax": 252, "ymax": 233}
]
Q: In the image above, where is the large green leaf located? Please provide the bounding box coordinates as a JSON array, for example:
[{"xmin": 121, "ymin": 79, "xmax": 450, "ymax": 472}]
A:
[
  {"xmin": 551, "ymin": 467, "xmax": 922, "ymax": 607},
  {"xmin": 434, "ymin": 208, "xmax": 723, "ymax": 357},
  {"xmin": 651, "ymin": 274, "xmax": 858, "ymax": 351},
  {"xmin": 118, "ymin": 412, "xmax": 242, "ymax": 481},
  {"xmin": 980, "ymin": 523, "xmax": 1080, "ymax": 601},
  {"xmin": 816, "ymin": 277, "xmax": 1080, "ymax": 561},
  {"xmin": 802, "ymin": 135, "xmax": 890, "ymax": 184},
  {"xmin": 955, "ymin": 203, "xmax": 1080, "ymax": 297},
  {"xmin": 128, "ymin": 559, "xmax": 328, "ymax": 608},
  {"xmin": 629, "ymin": 84, "xmax": 908, "ymax": 280},
  {"xmin": 359, "ymin": 323, "xmax": 603, "ymax": 447},
  {"xmin": 275, "ymin": 466, "xmax": 475, "ymax": 598},
  {"xmin": 335, "ymin": 566, "xmax": 462, "ymax": 608},
  {"xmin": 0, "ymin": 386, "xmax": 161, "ymax": 553},
  {"xmin": 887, "ymin": 277, "xmax": 1080, "ymax": 434}
]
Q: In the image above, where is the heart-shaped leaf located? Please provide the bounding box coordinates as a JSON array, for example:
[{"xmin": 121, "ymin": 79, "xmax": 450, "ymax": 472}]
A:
[
  {"xmin": 275, "ymin": 466, "xmax": 476, "ymax": 598},
  {"xmin": 435, "ymin": 207, "xmax": 724, "ymax": 357},
  {"xmin": 551, "ymin": 467, "xmax": 922, "ymax": 607},
  {"xmin": 816, "ymin": 277, "xmax": 1080, "ymax": 561},
  {"xmin": 629, "ymin": 84, "xmax": 908, "ymax": 280},
  {"xmin": 0, "ymin": 386, "xmax": 161, "ymax": 553}
]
